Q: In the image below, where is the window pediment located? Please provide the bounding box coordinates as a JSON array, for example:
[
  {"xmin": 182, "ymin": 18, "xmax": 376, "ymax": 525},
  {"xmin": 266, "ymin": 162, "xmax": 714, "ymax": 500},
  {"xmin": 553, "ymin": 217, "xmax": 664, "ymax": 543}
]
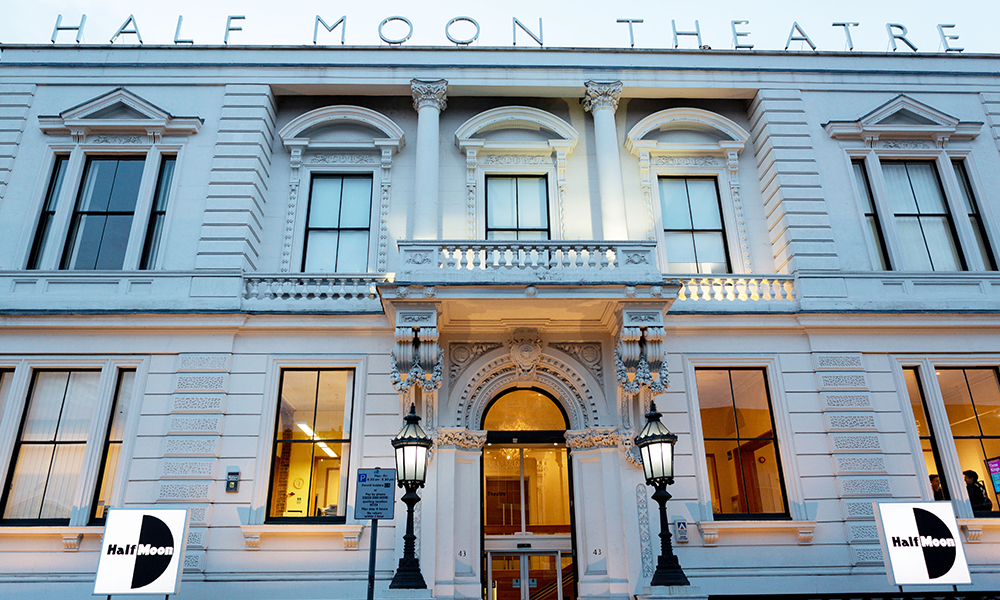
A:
[
  {"xmin": 278, "ymin": 106, "xmax": 404, "ymax": 152},
  {"xmin": 38, "ymin": 87, "xmax": 202, "ymax": 142},
  {"xmin": 625, "ymin": 108, "xmax": 750, "ymax": 156},
  {"xmin": 824, "ymin": 94, "xmax": 982, "ymax": 143},
  {"xmin": 455, "ymin": 106, "xmax": 579, "ymax": 153}
]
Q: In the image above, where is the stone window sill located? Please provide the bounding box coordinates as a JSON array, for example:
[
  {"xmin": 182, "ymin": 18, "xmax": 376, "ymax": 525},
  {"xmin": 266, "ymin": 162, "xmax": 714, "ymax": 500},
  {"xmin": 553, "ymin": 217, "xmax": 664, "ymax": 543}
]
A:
[
  {"xmin": 0, "ymin": 526, "xmax": 104, "ymax": 551},
  {"xmin": 696, "ymin": 520, "xmax": 816, "ymax": 546},
  {"xmin": 957, "ymin": 518, "xmax": 1000, "ymax": 543},
  {"xmin": 239, "ymin": 523, "xmax": 365, "ymax": 550}
]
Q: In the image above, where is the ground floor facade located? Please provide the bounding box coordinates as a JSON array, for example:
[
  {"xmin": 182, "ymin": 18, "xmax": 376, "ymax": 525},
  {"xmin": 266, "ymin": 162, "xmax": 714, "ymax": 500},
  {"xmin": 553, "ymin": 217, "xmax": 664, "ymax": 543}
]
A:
[{"xmin": 0, "ymin": 308, "xmax": 998, "ymax": 599}]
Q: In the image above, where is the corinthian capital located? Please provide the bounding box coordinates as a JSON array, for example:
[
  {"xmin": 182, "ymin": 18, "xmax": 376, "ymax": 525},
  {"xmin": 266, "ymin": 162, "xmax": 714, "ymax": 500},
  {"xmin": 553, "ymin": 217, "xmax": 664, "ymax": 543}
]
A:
[
  {"xmin": 412, "ymin": 79, "xmax": 448, "ymax": 112},
  {"xmin": 583, "ymin": 80, "xmax": 623, "ymax": 113}
]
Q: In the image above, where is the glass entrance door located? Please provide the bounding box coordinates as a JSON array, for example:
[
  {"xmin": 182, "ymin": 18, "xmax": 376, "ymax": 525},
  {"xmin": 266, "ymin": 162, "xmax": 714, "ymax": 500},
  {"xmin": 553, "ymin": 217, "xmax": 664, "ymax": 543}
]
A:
[
  {"xmin": 483, "ymin": 447, "xmax": 571, "ymax": 536},
  {"xmin": 487, "ymin": 552, "xmax": 570, "ymax": 600}
]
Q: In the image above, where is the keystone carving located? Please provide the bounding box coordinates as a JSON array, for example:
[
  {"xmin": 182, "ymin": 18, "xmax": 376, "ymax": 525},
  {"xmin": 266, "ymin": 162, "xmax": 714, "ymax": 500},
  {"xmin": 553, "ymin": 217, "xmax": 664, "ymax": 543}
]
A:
[{"xmin": 509, "ymin": 329, "xmax": 543, "ymax": 381}]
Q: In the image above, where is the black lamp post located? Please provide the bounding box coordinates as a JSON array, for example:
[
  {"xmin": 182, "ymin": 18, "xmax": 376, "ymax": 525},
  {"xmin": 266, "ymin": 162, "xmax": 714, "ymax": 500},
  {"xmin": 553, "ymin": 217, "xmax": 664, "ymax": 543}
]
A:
[
  {"xmin": 389, "ymin": 403, "xmax": 433, "ymax": 589},
  {"xmin": 634, "ymin": 401, "xmax": 690, "ymax": 587}
]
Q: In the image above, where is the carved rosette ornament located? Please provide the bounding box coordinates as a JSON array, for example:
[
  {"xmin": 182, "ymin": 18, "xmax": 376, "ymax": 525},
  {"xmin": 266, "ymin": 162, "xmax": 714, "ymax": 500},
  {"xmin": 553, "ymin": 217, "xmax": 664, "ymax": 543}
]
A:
[
  {"xmin": 583, "ymin": 81, "xmax": 623, "ymax": 113},
  {"xmin": 390, "ymin": 307, "xmax": 444, "ymax": 393},
  {"xmin": 411, "ymin": 79, "xmax": 448, "ymax": 112},
  {"xmin": 509, "ymin": 330, "xmax": 543, "ymax": 381},
  {"xmin": 615, "ymin": 308, "xmax": 668, "ymax": 395}
]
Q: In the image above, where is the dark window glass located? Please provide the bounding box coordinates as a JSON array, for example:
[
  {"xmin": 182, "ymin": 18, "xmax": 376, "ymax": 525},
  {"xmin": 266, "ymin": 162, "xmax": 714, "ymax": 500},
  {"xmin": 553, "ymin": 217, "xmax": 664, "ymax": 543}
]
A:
[
  {"xmin": 952, "ymin": 161, "xmax": 996, "ymax": 271},
  {"xmin": 851, "ymin": 160, "xmax": 890, "ymax": 270},
  {"xmin": 486, "ymin": 176, "xmax": 549, "ymax": 240},
  {"xmin": 302, "ymin": 175, "xmax": 372, "ymax": 272},
  {"xmin": 268, "ymin": 370, "xmax": 353, "ymax": 521},
  {"xmin": 697, "ymin": 368, "xmax": 789, "ymax": 519},
  {"xmin": 139, "ymin": 157, "xmax": 176, "ymax": 270},
  {"xmin": 659, "ymin": 177, "xmax": 730, "ymax": 274},
  {"xmin": 936, "ymin": 368, "xmax": 1000, "ymax": 515},
  {"xmin": 903, "ymin": 367, "xmax": 951, "ymax": 501},
  {"xmin": 61, "ymin": 158, "xmax": 145, "ymax": 270},
  {"xmin": 882, "ymin": 161, "xmax": 964, "ymax": 271},
  {"xmin": 1, "ymin": 371, "xmax": 101, "ymax": 523},
  {"xmin": 91, "ymin": 369, "xmax": 135, "ymax": 523},
  {"xmin": 27, "ymin": 156, "xmax": 70, "ymax": 269}
]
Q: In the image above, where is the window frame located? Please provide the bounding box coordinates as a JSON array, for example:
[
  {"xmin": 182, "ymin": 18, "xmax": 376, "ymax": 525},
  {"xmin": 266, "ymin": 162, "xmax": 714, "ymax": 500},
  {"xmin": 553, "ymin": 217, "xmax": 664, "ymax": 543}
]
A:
[
  {"xmin": 293, "ymin": 163, "xmax": 381, "ymax": 274},
  {"xmin": 19, "ymin": 143, "xmax": 185, "ymax": 272},
  {"xmin": 844, "ymin": 147, "xmax": 999, "ymax": 272},
  {"xmin": 476, "ymin": 163, "xmax": 560, "ymax": 241},
  {"xmin": 0, "ymin": 357, "xmax": 146, "ymax": 529},
  {"xmin": 484, "ymin": 174, "xmax": 552, "ymax": 241},
  {"xmin": 657, "ymin": 175, "xmax": 733, "ymax": 275},
  {"xmin": 893, "ymin": 355, "xmax": 1000, "ymax": 521},
  {"xmin": 299, "ymin": 172, "xmax": 376, "ymax": 273},
  {"xmin": 249, "ymin": 355, "xmax": 369, "ymax": 528},
  {"xmin": 682, "ymin": 355, "xmax": 807, "ymax": 524}
]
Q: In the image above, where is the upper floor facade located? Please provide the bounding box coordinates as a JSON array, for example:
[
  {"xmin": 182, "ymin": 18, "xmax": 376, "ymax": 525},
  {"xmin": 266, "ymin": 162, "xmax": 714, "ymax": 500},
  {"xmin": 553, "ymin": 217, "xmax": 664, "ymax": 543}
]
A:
[{"xmin": 1, "ymin": 45, "xmax": 999, "ymax": 315}]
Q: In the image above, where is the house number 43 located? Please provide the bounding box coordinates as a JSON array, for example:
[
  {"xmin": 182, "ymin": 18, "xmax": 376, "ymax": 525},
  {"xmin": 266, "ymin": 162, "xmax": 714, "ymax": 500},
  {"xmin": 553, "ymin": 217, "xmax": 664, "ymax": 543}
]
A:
[{"xmin": 592, "ymin": 549, "xmax": 602, "ymax": 555}]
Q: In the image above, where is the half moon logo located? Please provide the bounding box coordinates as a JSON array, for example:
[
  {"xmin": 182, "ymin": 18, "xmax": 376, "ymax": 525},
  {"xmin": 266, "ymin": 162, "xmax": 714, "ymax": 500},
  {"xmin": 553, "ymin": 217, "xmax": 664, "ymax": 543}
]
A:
[
  {"xmin": 131, "ymin": 515, "xmax": 175, "ymax": 589},
  {"xmin": 913, "ymin": 507, "xmax": 956, "ymax": 579}
]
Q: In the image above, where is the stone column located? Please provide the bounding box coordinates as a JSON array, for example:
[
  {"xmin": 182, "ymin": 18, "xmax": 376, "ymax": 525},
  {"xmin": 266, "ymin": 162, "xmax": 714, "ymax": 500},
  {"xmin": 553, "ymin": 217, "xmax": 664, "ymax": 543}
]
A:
[
  {"xmin": 584, "ymin": 81, "xmax": 629, "ymax": 240},
  {"xmin": 411, "ymin": 79, "xmax": 448, "ymax": 240}
]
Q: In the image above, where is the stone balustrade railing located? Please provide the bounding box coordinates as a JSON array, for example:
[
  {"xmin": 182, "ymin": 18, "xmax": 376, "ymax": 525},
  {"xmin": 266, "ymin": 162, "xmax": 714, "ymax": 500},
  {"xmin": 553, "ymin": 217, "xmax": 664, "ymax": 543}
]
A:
[
  {"xmin": 675, "ymin": 276, "xmax": 796, "ymax": 302},
  {"xmin": 242, "ymin": 275, "xmax": 388, "ymax": 301},
  {"xmin": 396, "ymin": 241, "xmax": 661, "ymax": 283}
]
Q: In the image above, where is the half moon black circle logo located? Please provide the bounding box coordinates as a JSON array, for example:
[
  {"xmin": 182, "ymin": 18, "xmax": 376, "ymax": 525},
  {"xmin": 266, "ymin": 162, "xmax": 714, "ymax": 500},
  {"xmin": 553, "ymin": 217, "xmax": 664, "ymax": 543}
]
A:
[
  {"xmin": 913, "ymin": 507, "xmax": 955, "ymax": 579},
  {"xmin": 131, "ymin": 515, "xmax": 175, "ymax": 589}
]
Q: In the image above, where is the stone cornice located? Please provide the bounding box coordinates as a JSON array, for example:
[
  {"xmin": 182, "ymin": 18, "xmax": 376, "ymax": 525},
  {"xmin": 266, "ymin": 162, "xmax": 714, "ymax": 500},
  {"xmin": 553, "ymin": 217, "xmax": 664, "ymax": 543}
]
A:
[
  {"xmin": 583, "ymin": 80, "xmax": 622, "ymax": 113},
  {"xmin": 411, "ymin": 79, "xmax": 448, "ymax": 112}
]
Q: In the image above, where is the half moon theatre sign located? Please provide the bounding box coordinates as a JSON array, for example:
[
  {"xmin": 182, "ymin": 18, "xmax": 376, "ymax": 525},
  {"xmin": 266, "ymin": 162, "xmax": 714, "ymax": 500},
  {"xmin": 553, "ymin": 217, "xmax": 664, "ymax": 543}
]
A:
[
  {"xmin": 94, "ymin": 509, "xmax": 189, "ymax": 595},
  {"xmin": 874, "ymin": 502, "xmax": 971, "ymax": 586}
]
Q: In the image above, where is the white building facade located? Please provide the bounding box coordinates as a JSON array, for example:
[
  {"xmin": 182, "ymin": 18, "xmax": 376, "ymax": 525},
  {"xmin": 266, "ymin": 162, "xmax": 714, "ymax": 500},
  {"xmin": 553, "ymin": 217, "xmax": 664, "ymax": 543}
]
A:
[{"xmin": 0, "ymin": 44, "xmax": 998, "ymax": 599}]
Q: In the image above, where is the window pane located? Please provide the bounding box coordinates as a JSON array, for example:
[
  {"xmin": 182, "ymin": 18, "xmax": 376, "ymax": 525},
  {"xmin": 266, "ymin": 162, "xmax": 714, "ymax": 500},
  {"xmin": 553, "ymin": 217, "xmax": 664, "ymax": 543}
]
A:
[
  {"xmin": 152, "ymin": 158, "xmax": 175, "ymax": 211},
  {"xmin": 3, "ymin": 445, "xmax": 55, "ymax": 519},
  {"xmin": 938, "ymin": 369, "xmax": 980, "ymax": 437},
  {"xmin": 483, "ymin": 447, "xmax": 523, "ymax": 534},
  {"xmin": 852, "ymin": 162, "xmax": 875, "ymax": 213},
  {"xmin": 94, "ymin": 214, "xmax": 134, "ymax": 270},
  {"xmin": 312, "ymin": 442, "xmax": 347, "ymax": 517},
  {"xmin": 28, "ymin": 157, "xmax": 70, "ymax": 270},
  {"xmin": 0, "ymin": 372, "xmax": 11, "ymax": 422},
  {"xmin": 277, "ymin": 371, "xmax": 319, "ymax": 441},
  {"xmin": 141, "ymin": 216, "xmax": 165, "ymax": 270},
  {"xmin": 969, "ymin": 216, "xmax": 996, "ymax": 271},
  {"xmin": 22, "ymin": 372, "xmax": 70, "ymax": 441},
  {"xmin": 516, "ymin": 177, "xmax": 547, "ymax": 229},
  {"xmin": 865, "ymin": 217, "xmax": 889, "ymax": 270},
  {"xmin": 93, "ymin": 443, "xmax": 121, "ymax": 521},
  {"xmin": 107, "ymin": 160, "xmax": 144, "ymax": 212},
  {"xmin": 523, "ymin": 448, "xmax": 570, "ymax": 534},
  {"xmin": 339, "ymin": 177, "xmax": 372, "ymax": 228},
  {"xmin": 483, "ymin": 390, "xmax": 567, "ymax": 431},
  {"xmin": 749, "ymin": 440, "xmax": 784, "ymax": 513},
  {"xmin": 335, "ymin": 231, "xmax": 368, "ymax": 273},
  {"xmin": 694, "ymin": 232, "xmax": 728, "ymax": 274},
  {"xmin": 705, "ymin": 439, "xmax": 744, "ymax": 514},
  {"xmin": 314, "ymin": 370, "xmax": 350, "ymax": 439},
  {"xmin": 64, "ymin": 214, "xmax": 107, "ymax": 270},
  {"xmin": 270, "ymin": 441, "xmax": 315, "ymax": 517},
  {"xmin": 39, "ymin": 444, "xmax": 85, "ymax": 519},
  {"xmin": 109, "ymin": 370, "xmax": 136, "ymax": 443},
  {"xmin": 664, "ymin": 232, "xmax": 696, "ymax": 273},
  {"xmin": 697, "ymin": 369, "xmax": 736, "ymax": 439},
  {"xmin": 883, "ymin": 163, "xmax": 918, "ymax": 213},
  {"xmin": 488, "ymin": 178, "xmax": 516, "ymax": 229},
  {"xmin": 488, "ymin": 230, "xmax": 517, "ymax": 241},
  {"xmin": 303, "ymin": 231, "xmax": 339, "ymax": 272},
  {"xmin": 687, "ymin": 180, "xmax": 722, "ymax": 229},
  {"xmin": 920, "ymin": 216, "xmax": 961, "ymax": 271},
  {"xmin": 952, "ymin": 162, "xmax": 975, "ymax": 214},
  {"xmin": 56, "ymin": 371, "xmax": 101, "ymax": 442},
  {"xmin": 904, "ymin": 368, "xmax": 932, "ymax": 437},
  {"xmin": 516, "ymin": 230, "xmax": 548, "ymax": 241},
  {"xmin": 659, "ymin": 179, "xmax": 692, "ymax": 229},
  {"xmin": 980, "ymin": 438, "xmax": 1000, "ymax": 509},
  {"xmin": 895, "ymin": 216, "xmax": 932, "ymax": 271},
  {"xmin": 731, "ymin": 370, "xmax": 772, "ymax": 439},
  {"xmin": 78, "ymin": 160, "xmax": 118, "ymax": 212},
  {"xmin": 966, "ymin": 369, "xmax": 1000, "ymax": 437},
  {"xmin": 309, "ymin": 178, "xmax": 342, "ymax": 228},
  {"xmin": 906, "ymin": 163, "xmax": 946, "ymax": 214}
]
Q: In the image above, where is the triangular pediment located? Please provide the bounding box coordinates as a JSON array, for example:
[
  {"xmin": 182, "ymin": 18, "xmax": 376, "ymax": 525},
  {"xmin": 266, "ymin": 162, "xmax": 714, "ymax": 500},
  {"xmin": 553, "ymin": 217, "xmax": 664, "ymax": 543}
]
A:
[
  {"xmin": 38, "ymin": 87, "xmax": 202, "ymax": 140},
  {"xmin": 824, "ymin": 94, "xmax": 981, "ymax": 142}
]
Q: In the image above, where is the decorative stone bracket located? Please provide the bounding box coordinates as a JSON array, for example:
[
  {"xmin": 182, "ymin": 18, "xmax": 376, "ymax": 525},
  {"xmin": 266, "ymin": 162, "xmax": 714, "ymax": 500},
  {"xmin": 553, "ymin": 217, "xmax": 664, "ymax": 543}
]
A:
[
  {"xmin": 615, "ymin": 307, "xmax": 668, "ymax": 394},
  {"xmin": 390, "ymin": 306, "xmax": 443, "ymax": 393},
  {"xmin": 564, "ymin": 427, "xmax": 643, "ymax": 468}
]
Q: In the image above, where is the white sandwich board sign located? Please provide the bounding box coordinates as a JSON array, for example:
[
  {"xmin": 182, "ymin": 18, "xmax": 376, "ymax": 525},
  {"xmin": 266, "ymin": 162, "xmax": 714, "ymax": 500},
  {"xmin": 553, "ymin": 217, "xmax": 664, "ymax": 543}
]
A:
[
  {"xmin": 873, "ymin": 502, "xmax": 970, "ymax": 586},
  {"xmin": 94, "ymin": 508, "xmax": 189, "ymax": 595}
]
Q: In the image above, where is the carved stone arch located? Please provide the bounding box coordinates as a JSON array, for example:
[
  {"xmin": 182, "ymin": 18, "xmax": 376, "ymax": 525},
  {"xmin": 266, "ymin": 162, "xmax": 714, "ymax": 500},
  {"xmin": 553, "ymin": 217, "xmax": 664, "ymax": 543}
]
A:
[
  {"xmin": 278, "ymin": 105, "xmax": 406, "ymax": 143},
  {"xmin": 451, "ymin": 348, "xmax": 600, "ymax": 431},
  {"xmin": 277, "ymin": 106, "xmax": 404, "ymax": 273},
  {"xmin": 624, "ymin": 107, "xmax": 751, "ymax": 150},
  {"xmin": 454, "ymin": 107, "xmax": 579, "ymax": 240}
]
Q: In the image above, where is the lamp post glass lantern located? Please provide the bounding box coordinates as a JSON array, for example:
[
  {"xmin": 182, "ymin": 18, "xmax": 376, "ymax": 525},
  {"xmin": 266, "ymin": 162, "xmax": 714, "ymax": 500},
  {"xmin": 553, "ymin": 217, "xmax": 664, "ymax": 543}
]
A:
[
  {"xmin": 389, "ymin": 403, "xmax": 433, "ymax": 589},
  {"xmin": 635, "ymin": 401, "xmax": 690, "ymax": 587}
]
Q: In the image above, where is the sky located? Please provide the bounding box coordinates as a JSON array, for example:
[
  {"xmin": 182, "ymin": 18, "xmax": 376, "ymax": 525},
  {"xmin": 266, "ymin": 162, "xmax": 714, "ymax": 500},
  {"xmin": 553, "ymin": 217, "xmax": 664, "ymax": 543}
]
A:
[{"xmin": 0, "ymin": 0, "xmax": 997, "ymax": 53}]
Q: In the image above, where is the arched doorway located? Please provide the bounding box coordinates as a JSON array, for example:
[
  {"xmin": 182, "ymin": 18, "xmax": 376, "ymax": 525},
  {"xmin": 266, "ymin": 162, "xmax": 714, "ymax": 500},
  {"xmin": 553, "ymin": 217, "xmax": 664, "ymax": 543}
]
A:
[{"xmin": 482, "ymin": 388, "xmax": 576, "ymax": 600}]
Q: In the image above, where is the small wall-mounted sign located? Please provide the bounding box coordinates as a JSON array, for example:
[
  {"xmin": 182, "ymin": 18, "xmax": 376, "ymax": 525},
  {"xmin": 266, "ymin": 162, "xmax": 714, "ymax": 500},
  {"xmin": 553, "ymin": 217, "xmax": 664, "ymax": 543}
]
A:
[
  {"xmin": 226, "ymin": 467, "xmax": 240, "ymax": 493},
  {"xmin": 673, "ymin": 519, "xmax": 689, "ymax": 543},
  {"xmin": 94, "ymin": 509, "xmax": 188, "ymax": 595},
  {"xmin": 874, "ymin": 502, "xmax": 970, "ymax": 586}
]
